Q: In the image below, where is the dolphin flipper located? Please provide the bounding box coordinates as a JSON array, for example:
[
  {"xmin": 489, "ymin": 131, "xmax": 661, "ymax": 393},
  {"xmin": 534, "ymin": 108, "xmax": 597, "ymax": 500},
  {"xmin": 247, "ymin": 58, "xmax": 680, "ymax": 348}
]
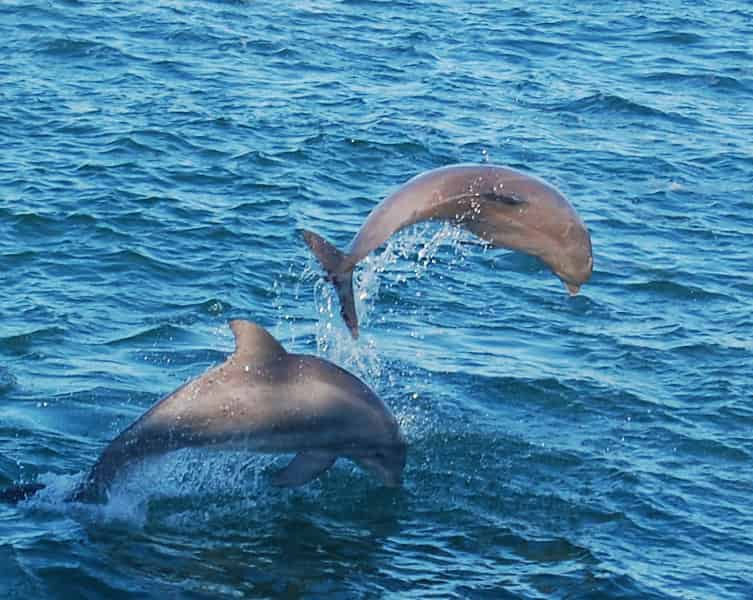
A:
[
  {"xmin": 302, "ymin": 230, "xmax": 360, "ymax": 339},
  {"xmin": 271, "ymin": 451, "xmax": 337, "ymax": 487}
]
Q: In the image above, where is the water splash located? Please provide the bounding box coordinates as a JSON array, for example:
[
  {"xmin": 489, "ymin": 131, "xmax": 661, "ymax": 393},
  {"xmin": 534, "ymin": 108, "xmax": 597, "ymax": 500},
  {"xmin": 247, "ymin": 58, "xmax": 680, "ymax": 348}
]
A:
[
  {"xmin": 309, "ymin": 222, "xmax": 473, "ymax": 384},
  {"xmin": 21, "ymin": 451, "xmax": 288, "ymax": 528}
]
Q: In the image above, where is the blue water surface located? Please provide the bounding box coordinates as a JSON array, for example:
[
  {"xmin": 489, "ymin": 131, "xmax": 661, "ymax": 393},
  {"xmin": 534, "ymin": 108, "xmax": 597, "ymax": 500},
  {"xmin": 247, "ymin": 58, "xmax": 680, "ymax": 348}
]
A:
[{"xmin": 1, "ymin": 1, "xmax": 752, "ymax": 598}]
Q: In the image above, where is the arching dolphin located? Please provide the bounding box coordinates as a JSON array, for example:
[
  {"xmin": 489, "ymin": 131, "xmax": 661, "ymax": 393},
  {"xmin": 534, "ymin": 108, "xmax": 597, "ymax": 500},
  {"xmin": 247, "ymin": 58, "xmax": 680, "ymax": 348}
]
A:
[
  {"xmin": 303, "ymin": 164, "xmax": 593, "ymax": 338},
  {"xmin": 0, "ymin": 320, "xmax": 406, "ymax": 504}
]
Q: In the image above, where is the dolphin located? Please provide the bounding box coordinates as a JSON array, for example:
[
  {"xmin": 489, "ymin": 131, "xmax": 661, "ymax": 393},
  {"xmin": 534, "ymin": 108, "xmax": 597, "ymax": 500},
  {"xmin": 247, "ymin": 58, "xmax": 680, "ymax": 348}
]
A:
[
  {"xmin": 0, "ymin": 320, "xmax": 407, "ymax": 504},
  {"xmin": 303, "ymin": 164, "xmax": 593, "ymax": 338}
]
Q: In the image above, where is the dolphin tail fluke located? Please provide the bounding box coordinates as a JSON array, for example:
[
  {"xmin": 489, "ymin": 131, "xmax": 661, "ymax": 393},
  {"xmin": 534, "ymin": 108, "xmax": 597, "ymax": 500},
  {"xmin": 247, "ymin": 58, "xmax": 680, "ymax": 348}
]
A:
[
  {"xmin": 302, "ymin": 229, "xmax": 360, "ymax": 339},
  {"xmin": 0, "ymin": 482, "xmax": 46, "ymax": 504},
  {"xmin": 302, "ymin": 229, "xmax": 346, "ymax": 274}
]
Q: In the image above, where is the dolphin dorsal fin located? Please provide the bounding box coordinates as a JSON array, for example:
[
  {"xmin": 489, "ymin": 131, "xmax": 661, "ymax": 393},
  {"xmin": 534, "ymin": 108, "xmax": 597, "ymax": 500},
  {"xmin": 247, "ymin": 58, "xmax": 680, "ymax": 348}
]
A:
[{"xmin": 229, "ymin": 320, "xmax": 286, "ymax": 364}]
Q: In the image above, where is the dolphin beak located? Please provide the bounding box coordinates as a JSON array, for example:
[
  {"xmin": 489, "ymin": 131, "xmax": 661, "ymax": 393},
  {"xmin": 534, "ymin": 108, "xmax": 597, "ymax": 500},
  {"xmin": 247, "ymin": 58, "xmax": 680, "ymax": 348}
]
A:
[{"xmin": 565, "ymin": 281, "xmax": 580, "ymax": 295}]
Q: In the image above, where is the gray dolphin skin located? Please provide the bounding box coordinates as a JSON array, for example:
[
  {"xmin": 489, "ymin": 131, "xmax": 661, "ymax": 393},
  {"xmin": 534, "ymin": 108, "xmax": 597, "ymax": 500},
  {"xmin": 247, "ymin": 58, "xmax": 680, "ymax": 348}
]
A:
[
  {"xmin": 303, "ymin": 164, "xmax": 593, "ymax": 338},
  {"xmin": 0, "ymin": 320, "xmax": 406, "ymax": 504}
]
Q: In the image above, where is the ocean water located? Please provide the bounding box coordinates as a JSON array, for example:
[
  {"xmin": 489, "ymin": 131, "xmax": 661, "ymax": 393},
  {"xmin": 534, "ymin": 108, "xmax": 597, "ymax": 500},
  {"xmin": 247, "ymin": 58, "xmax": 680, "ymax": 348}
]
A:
[{"xmin": 1, "ymin": 0, "xmax": 752, "ymax": 598}]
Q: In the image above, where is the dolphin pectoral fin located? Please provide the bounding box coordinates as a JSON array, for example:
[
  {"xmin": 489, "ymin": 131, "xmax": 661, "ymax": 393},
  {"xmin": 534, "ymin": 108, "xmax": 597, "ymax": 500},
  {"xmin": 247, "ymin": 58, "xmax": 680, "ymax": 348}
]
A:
[{"xmin": 270, "ymin": 451, "xmax": 337, "ymax": 487}]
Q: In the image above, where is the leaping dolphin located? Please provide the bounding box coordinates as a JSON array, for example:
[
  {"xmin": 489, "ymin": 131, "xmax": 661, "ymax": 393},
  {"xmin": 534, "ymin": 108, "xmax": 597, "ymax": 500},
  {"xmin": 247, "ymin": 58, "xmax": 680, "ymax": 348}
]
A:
[
  {"xmin": 0, "ymin": 320, "xmax": 407, "ymax": 504},
  {"xmin": 303, "ymin": 164, "xmax": 593, "ymax": 338}
]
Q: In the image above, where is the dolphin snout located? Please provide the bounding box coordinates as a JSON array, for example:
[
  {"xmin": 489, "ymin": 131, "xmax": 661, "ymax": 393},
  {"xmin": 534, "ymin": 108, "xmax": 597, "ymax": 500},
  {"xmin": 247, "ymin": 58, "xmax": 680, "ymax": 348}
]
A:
[{"xmin": 559, "ymin": 251, "xmax": 593, "ymax": 296}]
